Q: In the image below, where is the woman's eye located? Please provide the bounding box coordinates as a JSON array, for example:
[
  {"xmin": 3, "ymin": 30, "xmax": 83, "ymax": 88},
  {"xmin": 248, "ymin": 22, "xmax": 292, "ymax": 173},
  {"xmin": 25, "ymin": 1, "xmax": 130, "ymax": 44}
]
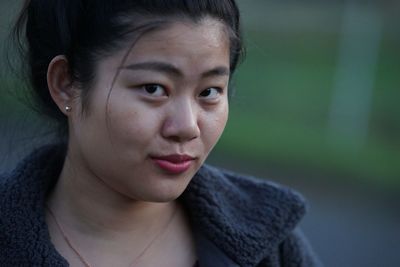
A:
[
  {"xmin": 141, "ymin": 84, "xmax": 167, "ymax": 97},
  {"xmin": 199, "ymin": 87, "xmax": 222, "ymax": 99}
]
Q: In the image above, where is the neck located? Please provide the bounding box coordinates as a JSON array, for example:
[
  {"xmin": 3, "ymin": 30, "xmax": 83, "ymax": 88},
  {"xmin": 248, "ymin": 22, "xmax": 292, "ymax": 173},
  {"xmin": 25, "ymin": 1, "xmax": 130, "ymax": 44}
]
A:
[
  {"xmin": 47, "ymin": 151, "xmax": 176, "ymax": 238},
  {"xmin": 45, "ymin": 149, "xmax": 197, "ymax": 267}
]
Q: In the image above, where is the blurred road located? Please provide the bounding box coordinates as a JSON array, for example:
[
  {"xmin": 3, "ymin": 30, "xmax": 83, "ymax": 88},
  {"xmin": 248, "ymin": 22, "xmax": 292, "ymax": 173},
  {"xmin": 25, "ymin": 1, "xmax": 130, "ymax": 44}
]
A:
[{"xmin": 302, "ymin": 185, "xmax": 400, "ymax": 267}]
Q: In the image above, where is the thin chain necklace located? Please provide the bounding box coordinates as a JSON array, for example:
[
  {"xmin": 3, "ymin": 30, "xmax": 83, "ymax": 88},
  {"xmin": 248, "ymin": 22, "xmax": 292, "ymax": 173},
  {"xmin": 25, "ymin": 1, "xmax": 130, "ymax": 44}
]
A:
[{"xmin": 46, "ymin": 204, "xmax": 178, "ymax": 267}]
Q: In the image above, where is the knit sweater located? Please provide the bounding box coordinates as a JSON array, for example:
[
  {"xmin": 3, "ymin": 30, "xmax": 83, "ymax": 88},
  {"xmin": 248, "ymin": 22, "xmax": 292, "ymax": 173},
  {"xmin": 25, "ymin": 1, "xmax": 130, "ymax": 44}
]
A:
[{"xmin": 0, "ymin": 145, "xmax": 322, "ymax": 267}]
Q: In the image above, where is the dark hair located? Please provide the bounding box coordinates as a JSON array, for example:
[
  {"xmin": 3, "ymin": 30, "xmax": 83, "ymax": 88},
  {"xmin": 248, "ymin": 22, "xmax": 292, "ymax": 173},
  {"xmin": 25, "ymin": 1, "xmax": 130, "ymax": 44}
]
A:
[{"xmin": 13, "ymin": 0, "xmax": 243, "ymax": 135}]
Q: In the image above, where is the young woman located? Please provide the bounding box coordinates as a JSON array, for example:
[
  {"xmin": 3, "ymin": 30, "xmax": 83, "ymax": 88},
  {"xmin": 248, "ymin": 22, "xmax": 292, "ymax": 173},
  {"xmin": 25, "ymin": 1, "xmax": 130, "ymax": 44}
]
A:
[{"xmin": 0, "ymin": 1, "xmax": 321, "ymax": 266}]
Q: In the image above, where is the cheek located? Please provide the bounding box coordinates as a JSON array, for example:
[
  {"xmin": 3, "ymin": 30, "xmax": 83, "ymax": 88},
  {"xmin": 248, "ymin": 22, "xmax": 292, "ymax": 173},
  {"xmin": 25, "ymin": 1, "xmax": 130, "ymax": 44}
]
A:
[
  {"xmin": 107, "ymin": 101, "xmax": 162, "ymax": 147},
  {"xmin": 215, "ymin": 105, "xmax": 229, "ymax": 136},
  {"xmin": 201, "ymin": 103, "xmax": 229, "ymax": 146}
]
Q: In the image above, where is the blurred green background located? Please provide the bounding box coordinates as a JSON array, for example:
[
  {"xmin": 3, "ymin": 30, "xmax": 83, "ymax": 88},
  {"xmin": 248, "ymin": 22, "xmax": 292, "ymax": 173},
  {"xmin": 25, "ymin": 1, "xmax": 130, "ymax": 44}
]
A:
[
  {"xmin": 219, "ymin": 1, "xmax": 400, "ymax": 188},
  {"xmin": 1, "ymin": 1, "xmax": 399, "ymax": 266}
]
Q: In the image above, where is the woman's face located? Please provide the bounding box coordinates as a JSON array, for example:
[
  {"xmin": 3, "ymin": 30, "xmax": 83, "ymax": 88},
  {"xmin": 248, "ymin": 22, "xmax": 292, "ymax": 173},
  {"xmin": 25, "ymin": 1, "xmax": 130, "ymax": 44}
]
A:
[{"xmin": 68, "ymin": 18, "xmax": 230, "ymax": 202}]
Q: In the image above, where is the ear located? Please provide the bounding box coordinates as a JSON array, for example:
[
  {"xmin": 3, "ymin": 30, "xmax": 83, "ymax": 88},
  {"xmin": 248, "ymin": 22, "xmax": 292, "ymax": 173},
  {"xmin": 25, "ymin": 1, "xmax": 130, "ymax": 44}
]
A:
[{"xmin": 47, "ymin": 55, "xmax": 76, "ymax": 116}]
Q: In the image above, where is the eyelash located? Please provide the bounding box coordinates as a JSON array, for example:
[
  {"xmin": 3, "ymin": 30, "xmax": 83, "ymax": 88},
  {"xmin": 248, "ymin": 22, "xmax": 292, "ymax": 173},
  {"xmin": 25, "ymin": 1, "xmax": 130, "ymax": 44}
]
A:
[
  {"xmin": 199, "ymin": 87, "xmax": 223, "ymax": 99},
  {"xmin": 137, "ymin": 83, "xmax": 224, "ymax": 100},
  {"xmin": 141, "ymin": 84, "xmax": 168, "ymax": 97}
]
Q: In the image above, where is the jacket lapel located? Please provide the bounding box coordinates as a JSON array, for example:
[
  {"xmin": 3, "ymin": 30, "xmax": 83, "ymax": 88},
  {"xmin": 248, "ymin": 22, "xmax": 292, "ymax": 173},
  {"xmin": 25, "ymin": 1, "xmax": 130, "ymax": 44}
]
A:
[{"xmin": 181, "ymin": 165, "xmax": 306, "ymax": 267}]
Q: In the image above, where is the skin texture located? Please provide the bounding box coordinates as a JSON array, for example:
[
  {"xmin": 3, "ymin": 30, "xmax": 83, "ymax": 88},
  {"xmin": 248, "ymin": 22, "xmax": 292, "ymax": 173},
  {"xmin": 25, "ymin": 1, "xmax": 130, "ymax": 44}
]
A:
[{"xmin": 46, "ymin": 17, "xmax": 230, "ymax": 267}]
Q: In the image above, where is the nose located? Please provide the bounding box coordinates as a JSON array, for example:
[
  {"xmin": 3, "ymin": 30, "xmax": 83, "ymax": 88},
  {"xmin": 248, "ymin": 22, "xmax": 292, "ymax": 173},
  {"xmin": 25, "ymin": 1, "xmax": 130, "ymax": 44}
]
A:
[{"xmin": 161, "ymin": 99, "xmax": 200, "ymax": 143}]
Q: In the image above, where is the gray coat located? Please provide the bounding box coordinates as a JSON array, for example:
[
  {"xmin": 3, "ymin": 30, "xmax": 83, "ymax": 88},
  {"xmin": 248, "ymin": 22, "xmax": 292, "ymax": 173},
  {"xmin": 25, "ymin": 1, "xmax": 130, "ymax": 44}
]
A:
[{"xmin": 0, "ymin": 145, "xmax": 322, "ymax": 266}]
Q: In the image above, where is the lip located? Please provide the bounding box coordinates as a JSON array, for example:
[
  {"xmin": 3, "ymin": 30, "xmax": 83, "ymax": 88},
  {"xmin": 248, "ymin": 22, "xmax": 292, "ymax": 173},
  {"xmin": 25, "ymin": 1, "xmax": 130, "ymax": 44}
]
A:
[{"xmin": 151, "ymin": 154, "xmax": 195, "ymax": 174}]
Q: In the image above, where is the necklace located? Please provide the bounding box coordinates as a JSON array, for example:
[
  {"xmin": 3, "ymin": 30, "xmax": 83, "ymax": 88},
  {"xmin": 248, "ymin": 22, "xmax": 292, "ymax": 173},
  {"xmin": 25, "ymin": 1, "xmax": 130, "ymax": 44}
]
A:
[{"xmin": 46, "ymin": 204, "xmax": 178, "ymax": 267}]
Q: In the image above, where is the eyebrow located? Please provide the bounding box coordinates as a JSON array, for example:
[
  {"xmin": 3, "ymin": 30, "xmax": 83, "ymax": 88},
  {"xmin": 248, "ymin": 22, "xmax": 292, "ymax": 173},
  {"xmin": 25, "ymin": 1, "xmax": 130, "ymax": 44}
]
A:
[{"xmin": 121, "ymin": 61, "xmax": 230, "ymax": 78}]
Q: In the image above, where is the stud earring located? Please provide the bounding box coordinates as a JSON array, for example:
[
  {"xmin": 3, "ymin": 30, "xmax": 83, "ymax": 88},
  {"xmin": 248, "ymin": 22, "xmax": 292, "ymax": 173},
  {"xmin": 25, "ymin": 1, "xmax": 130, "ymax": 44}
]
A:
[{"xmin": 65, "ymin": 106, "xmax": 72, "ymax": 112}]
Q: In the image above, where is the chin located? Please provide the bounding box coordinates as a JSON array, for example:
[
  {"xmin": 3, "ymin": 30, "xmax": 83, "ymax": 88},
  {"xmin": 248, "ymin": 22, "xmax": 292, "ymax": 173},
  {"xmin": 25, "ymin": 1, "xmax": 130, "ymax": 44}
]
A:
[
  {"xmin": 142, "ymin": 190, "xmax": 185, "ymax": 203},
  {"xmin": 124, "ymin": 183, "xmax": 188, "ymax": 203}
]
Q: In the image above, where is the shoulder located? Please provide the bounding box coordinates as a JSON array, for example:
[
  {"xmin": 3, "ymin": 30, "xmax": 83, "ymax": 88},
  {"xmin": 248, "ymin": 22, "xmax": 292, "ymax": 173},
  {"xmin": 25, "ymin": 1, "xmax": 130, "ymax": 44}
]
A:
[
  {"xmin": 0, "ymin": 145, "xmax": 68, "ymax": 266},
  {"xmin": 190, "ymin": 164, "xmax": 307, "ymax": 221},
  {"xmin": 182, "ymin": 164, "xmax": 313, "ymax": 266},
  {"xmin": 0, "ymin": 144, "xmax": 65, "ymax": 208},
  {"xmin": 256, "ymin": 228, "xmax": 323, "ymax": 267},
  {"xmin": 279, "ymin": 228, "xmax": 323, "ymax": 267}
]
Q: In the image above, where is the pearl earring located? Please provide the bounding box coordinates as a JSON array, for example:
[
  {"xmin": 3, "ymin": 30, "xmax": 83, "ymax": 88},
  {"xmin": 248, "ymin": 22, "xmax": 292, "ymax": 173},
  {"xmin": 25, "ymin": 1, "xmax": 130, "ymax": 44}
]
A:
[{"xmin": 65, "ymin": 106, "xmax": 72, "ymax": 112}]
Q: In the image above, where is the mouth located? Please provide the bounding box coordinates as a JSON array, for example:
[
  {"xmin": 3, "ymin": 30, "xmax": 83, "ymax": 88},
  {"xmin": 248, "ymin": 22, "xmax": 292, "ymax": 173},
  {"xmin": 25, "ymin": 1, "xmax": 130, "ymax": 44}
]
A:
[{"xmin": 150, "ymin": 154, "xmax": 196, "ymax": 174}]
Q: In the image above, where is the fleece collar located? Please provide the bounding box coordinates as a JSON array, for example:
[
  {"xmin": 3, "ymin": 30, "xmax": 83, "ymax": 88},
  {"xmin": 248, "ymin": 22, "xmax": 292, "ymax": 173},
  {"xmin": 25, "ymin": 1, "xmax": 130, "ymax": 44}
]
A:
[
  {"xmin": 0, "ymin": 144, "xmax": 306, "ymax": 267},
  {"xmin": 0, "ymin": 145, "xmax": 68, "ymax": 266},
  {"xmin": 182, "ymin": 165, "xmax": 306, "ymax": 267}
]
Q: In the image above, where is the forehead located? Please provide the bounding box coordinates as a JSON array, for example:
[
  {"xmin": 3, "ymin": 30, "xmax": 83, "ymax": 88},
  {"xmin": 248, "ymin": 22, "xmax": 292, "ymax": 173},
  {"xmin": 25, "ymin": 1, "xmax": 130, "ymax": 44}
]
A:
[
  {"xmin": 135, "ymin": 18, "xmax": 229, "ymax": 49},
  {"xmin": 105, "ymin": 18, "xmax": 230, "ymax": 73}
]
